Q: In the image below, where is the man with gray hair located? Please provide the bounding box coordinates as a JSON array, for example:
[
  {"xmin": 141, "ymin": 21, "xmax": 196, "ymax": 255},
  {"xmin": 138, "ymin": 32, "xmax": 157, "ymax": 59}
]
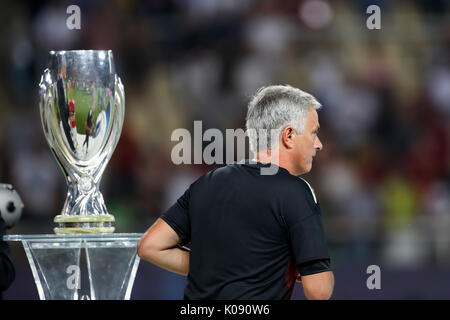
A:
[
  {"xmin": 138, "ymin": 84, "xmax": 334, "ymax": 300},
  {"xmin": 246, "ymin": 85, "xmax": 324, "ymax": 176}
]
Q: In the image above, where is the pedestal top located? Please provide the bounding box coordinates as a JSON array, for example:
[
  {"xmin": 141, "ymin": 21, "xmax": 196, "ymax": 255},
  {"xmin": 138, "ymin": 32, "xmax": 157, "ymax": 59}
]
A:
[{"xmin": 3, "ymin": 233, "xmax": 144, "ymax": 242}]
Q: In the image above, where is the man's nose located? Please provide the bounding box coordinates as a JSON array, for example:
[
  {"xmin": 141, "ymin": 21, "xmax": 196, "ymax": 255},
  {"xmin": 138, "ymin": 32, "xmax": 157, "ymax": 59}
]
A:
[{"xmin": 315, "ymin": 137, "xmax": 323, "ymax": 151}]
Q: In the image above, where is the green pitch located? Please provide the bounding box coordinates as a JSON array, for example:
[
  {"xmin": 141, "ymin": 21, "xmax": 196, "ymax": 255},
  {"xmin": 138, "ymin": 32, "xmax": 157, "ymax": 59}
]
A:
[{"xmin": 68, "ymin": 84, "xmax": 103, "ymax": 134}]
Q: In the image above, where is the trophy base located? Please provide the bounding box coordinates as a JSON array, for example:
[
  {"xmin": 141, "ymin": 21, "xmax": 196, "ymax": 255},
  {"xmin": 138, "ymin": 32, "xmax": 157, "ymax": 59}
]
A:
[
  {"xmin": 54, "ymin": 227, "xmax": 115, "ymax": 234},
  {"xmin": 54, "ymin": 214, "xmax": 115, "ymax": 235}
]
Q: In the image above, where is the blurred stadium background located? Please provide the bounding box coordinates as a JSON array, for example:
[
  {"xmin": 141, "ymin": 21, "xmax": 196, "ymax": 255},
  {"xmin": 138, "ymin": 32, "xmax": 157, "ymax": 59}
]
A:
[{"xmin": 1, "ymin": 0, "xmax": 449, "ymax": 299}]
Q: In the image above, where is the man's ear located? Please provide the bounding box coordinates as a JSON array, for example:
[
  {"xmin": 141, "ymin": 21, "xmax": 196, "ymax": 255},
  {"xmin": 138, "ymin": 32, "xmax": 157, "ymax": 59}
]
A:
[{"xmin": 281, "ymin": 126, "xmax": 296, "ymax": 149}]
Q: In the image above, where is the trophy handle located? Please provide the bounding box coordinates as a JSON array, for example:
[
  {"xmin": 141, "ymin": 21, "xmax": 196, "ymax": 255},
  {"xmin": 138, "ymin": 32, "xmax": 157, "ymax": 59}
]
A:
[
  {"xmin": 91, "ymin": 74, "xmax": 125, "ymax": 186},
  {"xmin": 39, "ymin": 69, "xmax": 55, "ymax": 149},
  {"xmin": 39, "ymin": 69, "xmax": 78, "ymax": 186}
]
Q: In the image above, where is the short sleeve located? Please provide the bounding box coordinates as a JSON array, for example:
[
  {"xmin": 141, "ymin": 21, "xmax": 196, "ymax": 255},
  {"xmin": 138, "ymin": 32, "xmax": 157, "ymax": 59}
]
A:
[
  {"xmin": 298, "ymin": 258, "xmax": 331, "ymax": 276},
  {"xmin": 160, "ymin": 187, "xmax": 191, "ymax": 246},
  {"xmin": 283, "ymin": 179, "xmax": 330, "ymax": 267}
]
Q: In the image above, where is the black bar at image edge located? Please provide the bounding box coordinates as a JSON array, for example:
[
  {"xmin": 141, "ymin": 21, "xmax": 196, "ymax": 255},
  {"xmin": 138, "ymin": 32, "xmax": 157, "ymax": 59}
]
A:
[{"xmin": 0, "ymin": 300, "xmax": 445, "ymax": 318}]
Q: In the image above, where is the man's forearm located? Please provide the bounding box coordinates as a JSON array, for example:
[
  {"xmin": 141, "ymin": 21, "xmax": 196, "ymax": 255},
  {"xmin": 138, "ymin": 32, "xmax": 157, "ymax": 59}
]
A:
[
  {"xmin": 138, "ymin": 246, "xmax": 190, "ymax": 276},
  {"xmin": 302, "ymin": 271, "xmax": 334, "ymax": 300},
  {"xmin": 137, "ymin": 218, "xmax": 190, "ymax": 276}
]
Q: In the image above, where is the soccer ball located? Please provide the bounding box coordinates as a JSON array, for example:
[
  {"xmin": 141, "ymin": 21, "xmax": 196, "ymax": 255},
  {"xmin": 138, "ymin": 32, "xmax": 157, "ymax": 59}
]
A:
[{"xmin": 0, "ymin": 184, "xmax": 24, "ymax": 228}]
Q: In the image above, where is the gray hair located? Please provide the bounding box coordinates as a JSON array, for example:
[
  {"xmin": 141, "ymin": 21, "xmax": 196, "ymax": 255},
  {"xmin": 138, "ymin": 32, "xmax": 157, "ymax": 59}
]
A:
[{"xmin": 245, "ymin": 85, "xmax": 322, "ymax": 153}]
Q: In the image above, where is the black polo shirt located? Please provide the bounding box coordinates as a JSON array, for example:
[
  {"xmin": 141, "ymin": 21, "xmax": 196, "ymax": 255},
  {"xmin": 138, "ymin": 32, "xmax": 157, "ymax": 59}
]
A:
[
  {"xmin": 0, "ymin": 216, "xmax": 15, "ymax": 299},
  {"xmin": 161, "ymin": 160, "xmax": 331, "ymax": 300}
]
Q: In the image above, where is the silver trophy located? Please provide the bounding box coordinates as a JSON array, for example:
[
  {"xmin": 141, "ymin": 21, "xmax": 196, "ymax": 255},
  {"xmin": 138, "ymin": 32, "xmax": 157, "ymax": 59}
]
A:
[{"xmin": 39, "ymin": 50, "xmax": 125, "ymax": 234}]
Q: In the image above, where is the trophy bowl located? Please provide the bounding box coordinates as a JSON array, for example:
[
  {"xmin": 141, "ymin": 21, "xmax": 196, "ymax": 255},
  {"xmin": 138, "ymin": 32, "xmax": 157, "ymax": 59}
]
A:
[{"xmin": 39, "ymin": 50, "xmax": 125, "ymax": 234}]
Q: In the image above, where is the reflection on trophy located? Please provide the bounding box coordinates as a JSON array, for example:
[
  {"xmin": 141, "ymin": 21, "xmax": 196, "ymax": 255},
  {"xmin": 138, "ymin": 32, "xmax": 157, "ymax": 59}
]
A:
[{"xmin": 39, "ymin": 50, "xmax": 125, "ymax": 234}]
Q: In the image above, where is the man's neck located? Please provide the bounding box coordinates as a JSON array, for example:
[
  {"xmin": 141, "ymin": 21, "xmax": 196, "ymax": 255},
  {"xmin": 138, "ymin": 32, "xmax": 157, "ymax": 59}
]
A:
[{"xmin": 254, "ymin": 152, "xmax": 296, "ymax": 176}]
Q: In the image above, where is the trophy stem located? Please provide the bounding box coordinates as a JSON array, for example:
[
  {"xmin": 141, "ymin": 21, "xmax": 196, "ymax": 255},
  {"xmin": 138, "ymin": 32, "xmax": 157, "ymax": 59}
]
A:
[{"xmin": 54, "ymin": 177, "xmax": 115, "ymax": 234}]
